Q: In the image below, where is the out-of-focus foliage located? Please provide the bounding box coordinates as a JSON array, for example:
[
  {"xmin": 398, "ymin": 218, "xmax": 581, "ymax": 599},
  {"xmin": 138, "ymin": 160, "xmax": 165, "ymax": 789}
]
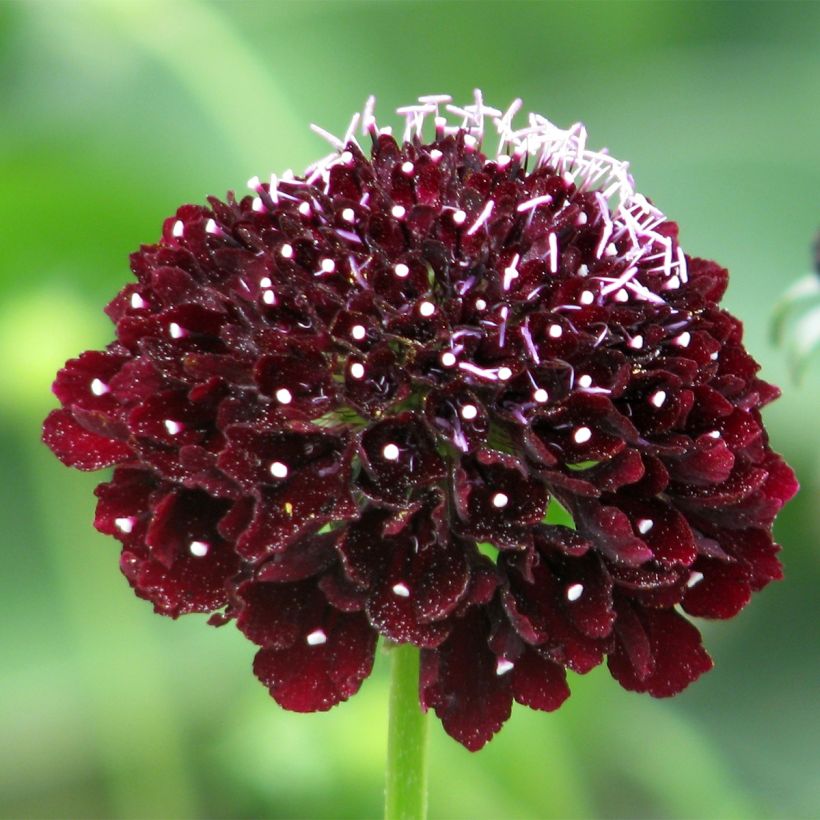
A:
[{"xmin": 1, "ymin": 2, "xmax": 817, "ymax": 818}]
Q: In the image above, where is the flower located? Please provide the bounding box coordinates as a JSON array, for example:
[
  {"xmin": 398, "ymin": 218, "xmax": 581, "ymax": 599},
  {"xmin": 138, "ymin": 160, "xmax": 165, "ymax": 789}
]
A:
[{"xmin": 43, "ymin": 93, "xmax": 798, "ymax": 750}]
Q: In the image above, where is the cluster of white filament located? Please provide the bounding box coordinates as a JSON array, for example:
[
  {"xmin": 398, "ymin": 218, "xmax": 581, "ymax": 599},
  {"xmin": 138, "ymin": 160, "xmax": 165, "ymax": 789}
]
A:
[{"xmin": 292, "ymin": 90, "xmax": 688, "ymax": 292}]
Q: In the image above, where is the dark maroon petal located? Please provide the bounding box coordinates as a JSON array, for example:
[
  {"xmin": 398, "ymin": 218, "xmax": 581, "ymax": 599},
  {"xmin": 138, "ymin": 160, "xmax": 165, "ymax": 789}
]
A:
[
  {"xmin": 237, "ymin": 579, "xmax": 322, "ymax": 649},
  {"xmin": 43, "ymin": 408, "xmax": 132, "ymax": 470},
  {"xmin": 252, "ymin": 609, "xmax": 376, "ymax": 712},
  {"xmin": 681, "ymin": 559, "xmax": 751, "ymax": 619},
  {"xmin": 568, "ymin": 498, "xmax": 654, "ymax": 566},
  {"xmin": 421, "ymin": 610, "xmax": 513, "ymax": 751},
  {"xmin": 608, "ymin": 606, "xmax": 712, "ymax": 697},
  {"xmin": 510, "ymin": 648, "xmax": 571, "ymax": 712}
]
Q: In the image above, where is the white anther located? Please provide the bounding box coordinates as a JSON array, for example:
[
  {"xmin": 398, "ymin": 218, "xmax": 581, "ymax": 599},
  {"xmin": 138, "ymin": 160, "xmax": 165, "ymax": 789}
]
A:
[
  {"xmin": 259, "ymin": 277, "xmax": 272, "ymax": 288},
  {"xmin": 461, "ymin": 404, "xmax": 478, "ymax": 421},
  {"xmin": 394, "ymin": 263, "xmax": 410, "ymax": 278},
  {"xmin": 252, "ymin": 197, "xmax": 263, "ymax": 212},
  {"xmin": 350, "ymin": 362, "xmax": 365, "ymax": 379},
  {"xmin": 548, "ymin": 324, "xmax": 563, "ymax": 339},
  {"xmin": 164, "ymin": 419, "xmax": 183, "ymax": 435},
  {"xmin": 548, "ymin": 232, "xmax": 559, "ymax": 273},
  {"xmin": 452, "ymin": 209, "xmax": 467, "ymax": 225},
  {"xmin": 533, "ymin": 388, "xmax": 549, "ymax": 403},
  {"xmin": 306, "ymin": 629, "xmax": 327, "ymax": 646},
  {"xmin": 205, "ymin": 218, "xmax": 218, "ymax": 234},
  {"xmin": 280, "ymin": 243, "xmax": 294, "ymax": 259},
  {"xmin": 262, "ymin": 290, "xmax": 275, "ymax": 305},
  {"xmin": 430, "ymin": 149, "xmax": 443, "ymax": 162},
  {"xmin": 707, "ymin": 430, "xmax": 721, "ymax": 439},
  {"xmin": 492, "ymin": 492, "xmax": 509, "ymax": 508},
  {"xmin": 578, "ymin": 374, "xmax": 592, "ymax": 388},
  {"xmin": 710, "ymin": 351, "xmax": 719, "ymax": 360},
  {"xmin": 637, "ymin": 518, "xmax": 654, "ymax": 535},
  {"xmin": 687, "ymin": 571, "xmax": 705, "ymax": 588},
  {"xmin": 577, "ymin": 264, "xmax": 589, "ymax": 276},
  {"xmin": 275, "ymin": 388, "xmax": 292, "ymax": 405},
  {"xmin": 503, "ymin": 265, "xmax": 519, "ymax": 290},
  {"xmin": 650, "ymin": 390, "xmax": 667, "ymax": 408},
  {"xmin": 665, "ymin": 275, "xmax": 681, "ymax": 290},
  {"xmin": 614, "ymin": 289, "xmax": 629, "ymax": 302},
  {"xmin": 382, "ymin": 443, "xmax": 400, "ymax": 461},
  {"xmin": 629, "ymin": 335, "xmax": 644, "ymax": 350},
  {"xmin": 172, "ymin": 220, "xmax": 184, "ymax": 238},
  {"xmin": 497, "ymin": 366, "xmax": 513, "ymax": 381},
  {"xmin": 565, "ymin": 583, "xmax": 584, "ymax": 602},
  {"xmin": 674, "ymin": 331, "xmax": 691, "ymax": 347},
  {"xmin": 298, "ymin": 201, "xmax": 312, "ymax": 216},
  {"xmin": 247, "ymin": 175, "xmax": 261, "ymax": 191},
  {"xmin": 320, "ymin": 258, "xmax": 336, "ymax": 273},
  {"xmin": 475, "ymin": 298, "xmax": 487, "ymax": 311},
  {"xmin": 189, "ymin": 540, "xmax": 210, "ymax": 558},
  {"xmin": 496, "ymin": 155, "xmax": 512, "ymax": 169},
  {"xmin": 441, "ymin": 351, "xmax": 457, "ymax": 367},
  {"xmin": 339, "ymin": 150, "xmax": 353, "ymax": 165},
  {"xmin": 90, "ymin": 378, "xmax": 109, "ymax": 397},
  {"xmin": 270, "ymin": 461, "xmax": 289, "ymax": 479},
  {"xmin": 391, "ymin": 205, "xmax": 406, "ymax": 219},
  {"xmin": 114, "ymin": 517, "xmax": 135, "ymax": 534},
  {"xmin": 576, "ymin": 212, "xmax": 588, "ymax": 226},
  {"xmin": 351, "ymin": 324, "xmax": 367, "ymax": 340},
  {"xmin": 130, "ymin": 292, "xmax": 146, "ymax": 309},
  {"xmin": 401, "ymin": 161, "xmax": 415, "ymax": 175},
  {"xmin": 605, "ymin": 242, "xmax": 617, "ymax": 257},
  {"xmin": 573, "ymin": 427, "xmax": 592, "ymax": 444},
  {"xmin": 496, "ymin": 658, "xmax": 515, "ymax": 676},
  {"xmin": 419, "ymin": 301, "xmax": 436, "ymax": 317},
  {"xmin": 580, "ymin": 290, "xmax": 594, "ymax": 305},
  {"xmin": 392, "ymin": 582, "xmax": 410, "ymax": 597},
  {"xmin": 342, "ymin": 207, "xmax": 356, "ymax": 223},
  {"xmin": 168, "ymin": 322, "xmax": 185, "ymax": 339}
]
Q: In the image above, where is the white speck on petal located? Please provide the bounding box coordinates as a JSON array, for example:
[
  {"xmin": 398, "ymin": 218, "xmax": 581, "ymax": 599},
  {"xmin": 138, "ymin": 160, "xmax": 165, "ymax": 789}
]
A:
[
  {"xmin": 492, "ymin": 492, "xmax": 509, "ymax": 508},
  {"xmin": 342, "ymin": 207, "xmax": 356, "ymax": 222},
  {"xmin": 391, "ymin": 205, "xmax": 406, "ymax": 219},
  {"xmin": 650, "ymin": 390, "xmax": 667, "ymax": 408},
  {"xmin": 497, "ymin": 366, "xmax": 512, "ymax": 381},
  {"xmin": 475, "ymin": 298, "xmax": 487, "ymax": 311},
  {"xmin": 548, "ymin": 324, "xmax": 563, "ymax": 339},
  {"xmin": 169, "ymin": 322, "xmax": 185, "ymax": 339},
  {"xmin": 115, "ymin": 517, "xmax": 135, "ymax": 534},
  {"xmin": 90, "ymin": 378, "xmax": 109, "ymax": 397},
  {"xmin": 637, "ymin": 518, "xmax": 654, "ymax": 535},
  {"xmin": 573, "ymin": 426, "xmax": 592, "ymax": 444},
  {"xmin": 687, "ymin": 571, "xmax": 705, "ymax": 588},
  {"xmin": 351, "ymin": 324, "xmax": 367, "ymax": 340},
  {"xmin": 674, "ymin": 331, "xmax": 691, "ymax": 347},
  {"xmin": 320, "ymin": 258, "xmax": 336, "ymax": 273},
  {"xmin": 419, "ymin": 301, "xmax": 436, "ymax": 317},
  {"xmin": 172, "ymin": 220, "xmax": 184, "ymax": 238},
  {"xmin": 461, "ymin": 404, "xmax": 478, "ymax": 421},
  {"xmin": 580, "ymin": 290, "xmax": 594, "ymax": 305},
  {"xmin": 350, "ymin": 362, "xmax": 365, "ymax": 379},
  {"xmin": 306, "ymin": 629, "xmax": 327, "ymax": 646},
  {"xmin": 566, "ymin": 583, "xmax": 584, "ymax": 602},
  {"xmin": 441, "ymin": 352, "xmax": 457, "ymax": 367},
  {"xmin": 578, "ymin": 374, "xmax": 592, "ymax": 388},
  {"xmin": 394, "ymin": 263, "xmax": 410, "ymax": 278},
  {"xmin": 270, "ymin": 461, "xmax": 289, "ymax": 479},
  {"xmin": 452, "ymin": 209, "xmax": 467, "ymax": 225},
  {"xmin": 401, "ymin": 161, "xmax": 415, "ymax": 175},
  {"xmin": 130, "ymin": 292, "xmax": 146, "ymax": 309},
  {"xmin": 262, "ymin": 290, "xmax": 275, "ymax": 305},
  {"xmin": 280, "ymin": 243, "xmax": 294, "ymax": 259},
  {"xmin": 629, "ymin": 335, "xmax": 644, "ymax": 349},
  {"xmin": 533, "ymin": 388, "xmax": 549, "ymax": 403},
  {"xmin": 164, "ymin": 419, "xmax": 183, "ymax": 435},
  {"xmin": 275, "ymin": 388, "xmax": 292, "ymax": 405},
  {"xmin": 496, "ymin": 659, "xmax": 515, "ymax": 676},
  {"xmin": 392, "ymin": 582, "xmax": 410, "ymax": 597},
  {"xmin": 382, "ymin": 443, "xmax": 400, "ymax": 461},
  {"xmin": 189, "ymin": 540, "xmax": 210, "ymax": 557}
]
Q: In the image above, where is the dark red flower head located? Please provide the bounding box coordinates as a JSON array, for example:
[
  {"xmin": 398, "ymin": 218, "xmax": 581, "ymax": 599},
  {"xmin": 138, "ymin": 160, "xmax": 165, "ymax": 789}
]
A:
[{"xmin": 44, "ymin": 93, "xmax": 798, "ymax": 750}]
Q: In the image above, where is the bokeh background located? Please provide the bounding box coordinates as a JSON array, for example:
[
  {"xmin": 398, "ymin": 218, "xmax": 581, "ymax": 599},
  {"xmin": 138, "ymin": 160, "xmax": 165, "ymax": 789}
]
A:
[{"xmin": 1, "ymin": 1, "xmax": 818, "ymax": 818}]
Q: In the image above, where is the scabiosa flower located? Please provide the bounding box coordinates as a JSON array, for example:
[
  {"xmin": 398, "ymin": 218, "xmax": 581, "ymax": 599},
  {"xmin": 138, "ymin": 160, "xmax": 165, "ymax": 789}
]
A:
[{"xmin": 44, "ymin": 93, "xmax": 798, "ymax": 751}]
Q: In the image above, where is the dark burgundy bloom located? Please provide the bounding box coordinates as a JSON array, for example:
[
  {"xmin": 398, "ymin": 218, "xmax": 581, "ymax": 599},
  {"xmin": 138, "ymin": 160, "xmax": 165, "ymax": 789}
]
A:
[{"xmin": 44, "ymin": 93, "xmax": 797, "ymax": 750}]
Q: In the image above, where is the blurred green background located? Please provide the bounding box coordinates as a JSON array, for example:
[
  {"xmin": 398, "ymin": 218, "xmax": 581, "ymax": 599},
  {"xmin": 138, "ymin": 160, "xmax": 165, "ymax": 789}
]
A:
[{"xmin": 1, "ymin": 1, "xmax": 818, "ymax": 818}]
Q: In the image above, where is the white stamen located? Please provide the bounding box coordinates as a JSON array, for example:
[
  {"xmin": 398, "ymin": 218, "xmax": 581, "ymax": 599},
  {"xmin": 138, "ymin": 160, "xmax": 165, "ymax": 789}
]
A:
[
  {"xmin": 710, "ymin": 351, "xmax": 719, "ymax": 360},
  {"xmin": 566, "ymin": 583, "xmax": 584, "ymax": 602},
  {"xmin": 707, "ymin": 430, "xmax": 721, "ymax": 439},
  {"xmin": 578, "ymin": 374, "xmax": 592, "ymax": 388},
  {"xmin": 114, "ymin": 517, "xmax": 135, "ymax": 534},
  {"xmin": 605, "ymin": 242, "xmax": 618, "ymax": 257},
  {"xmin": 251, "ymin": 197, "xmax": 264, "ymax": 213},
  {"xmin": 573, "ymin": 426, "xmax": 592, "ymax": 444},
  {"xmin": 496, "ymin": 658, "xmax": 515, "ymax": 676},
  {"xmin": 419, "ymin": 301, "xmax": 436, "ymax": 317},
  {"xmin": 339, "ymin": 150, "xmax": 353, "ymax": 165},
  {"xmin": 548, "ymin": 324, "xmax": 563, "ymax": 339},
  {"xmin": 205, "ymin": 218, "xmax": 218, "ymax": 234},
  {"xmin": 614, "ymin": 289, "xmax": 629, "ymax": 303},
  {"xmin": 130, "ymin": 292, "xmax": 146, "ymax": 309},
  {"xmin": 497, "ymin": 366, "xmax": 513, "ymax": 381},
  {"xmin": 650, "ymin": 390, "xmax": 667, "ymax": 408},
  {"xmin": 260, "ymin": 276, "xmax": 272, "ymax": 288},
  {"xmin": 164, "ymin": 419, "xmax": 183, "ymax": 435},
  {"xmin": 320, "ymin": 258, "xmax": 336, "ymax": 273},
  {"xmin": 637, "ymin": 518, "xmax": 654, "ymax": 535},
  {"xmin": 391, "ymin": 205, "xmax": 406, "ymax": 219},
  {"xmin": 503, "ymin": 264, "xmax": 519, "ymax": 291},
  {"xmin": 401, "ymin": 161, "xmax": 415, "ymax": 175},
  {"xmin": 492, "ymin": 492, "xmax": 509, "ymax": 508},
  {"xmin": 516, "ymin": 194, "xmax": 553, "ymax": 213},
  {"xmin": 262, "ymin": 290, "xmax": 275, "ymax": 305},
  {"xmin": 168, "ymin": 322, "xmax": 185, "ymax": 339},
  {"xmin": 452, "ymin": 209, "xmax": 467, "ymax": 225},
  {"xmin": 440, "ymin": 351, "xmax": 457, "ymax": 367},
  {"xmin": 475, "ymin": 298, "xmax": 487, "ymax": 311},
  {"xmin": 392, "ymin": 582, "xmax": 411, "ymax": 597},
  {"xmin": 172, "ymin": 220, "xmax": 184, "ymax": 238},
  {"xmin": 394, "ymin": 263, "xmax": 410, "ymax": 278},
  {"xmin": 674, "ymin": 331, "xmax": 691, "ymax": 347},
  {"xmin": 580, "ymin": 290, "xmax": 594, "ymax": 305},
  {"xmin": 306, "ymin": 629, "xmax": 327, "ymax": 646},
  {"xmin": 90, "ymin": 378, "xmax": 109, "ymax": 397},
  {"xmin": 577, "ymin": 263, "xmax": 589, "ymax": 276},
  {"xmin": 342, "ymin": 207, "xmax": 356, "ymax": 223},
  {"xmin": 467, "ymin": 199, "xmax": 494, "ymax": 235},
  {"xmin": 687, "ymin": 571, "xmax": 705, "ymax": 588},
  {"xmin": 350, "ymin": 362, "xmax": 365, "ymax": 379},
  {"xmin": 351, "ymin": 324, "xmax": 367, "ymax": 341},
  {"xmin": 461, "ymin": 404, "xmax": 478, "ymax": 421},
  {"xmin": 280, "ymin": 243, "xmax": 294, "ymax": 259},
  {"xmin": 382, "ymin": 443, "xmax": 400, "ymax": 461},
  {"xmin": 270, "ymin": 461, "xmax": 289, "ymax": 479},
  {"xmin": 533, "ymin": 388, "xmax": 549, "ymax": 403},
  {"xmin": 548, "ymin": 232, "xmax": 559, "ymax": 273},
  {"xmin": 189, "ymin": 540, "xmax": 210, "ymax": 558},
  {"xmin": 430, "ymin": 149, "xmax": 443, "ymax": 162},
  {"xmin": 298, "ymin": 201, "xmax": 312, "ymax": 217},
  {"xmin": 275, "ymin": 388, "xmax": 292, "ymax": 405},
  {"xmin": 629, "ymin": 335, "xmax": 644, "ymax": 350}
]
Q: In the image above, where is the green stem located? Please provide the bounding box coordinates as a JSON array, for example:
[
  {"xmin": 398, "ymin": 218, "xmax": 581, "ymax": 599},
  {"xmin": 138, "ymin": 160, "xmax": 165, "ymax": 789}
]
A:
[{"xmin": 385, "ymin": 643, "xmax": 428, "ymax": 820}]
